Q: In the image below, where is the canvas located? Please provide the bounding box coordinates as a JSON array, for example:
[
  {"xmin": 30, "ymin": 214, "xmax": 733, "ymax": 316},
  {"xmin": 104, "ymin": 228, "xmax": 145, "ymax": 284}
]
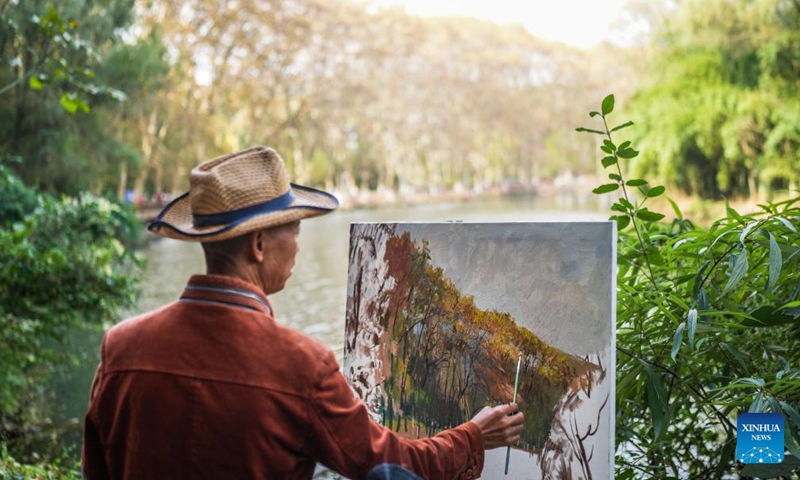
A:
[{"xmin": 344, "ymin": 222, "xmax": 615, "ymax": 480}]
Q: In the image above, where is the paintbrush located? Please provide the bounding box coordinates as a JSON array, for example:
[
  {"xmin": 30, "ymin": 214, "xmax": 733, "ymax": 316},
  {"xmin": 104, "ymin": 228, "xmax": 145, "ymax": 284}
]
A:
[{"xmin": 505, "ymin": 354, "xmax": 522, "ymax": 475}]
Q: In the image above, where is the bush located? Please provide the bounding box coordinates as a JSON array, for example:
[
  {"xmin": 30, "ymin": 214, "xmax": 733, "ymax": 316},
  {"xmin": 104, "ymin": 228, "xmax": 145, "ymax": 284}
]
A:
[
  {"xmin": 0, "ymin": 163, "xmax": 141, "ymax": 462},
  {"xmin": 0, "ymin": 445, "xmax": 80, "ymax": 480},
  {"xmin": 579, "ymin": 95, "xmax": 800, "ymax": 479},
  {"xmin": 0, "ymin": 157, "xmax": 38, "ymax": 227}
]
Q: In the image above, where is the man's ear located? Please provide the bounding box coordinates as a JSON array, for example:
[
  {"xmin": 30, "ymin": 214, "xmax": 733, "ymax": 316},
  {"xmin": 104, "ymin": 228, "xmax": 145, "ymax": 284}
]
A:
[{"xmin": 248, "ymin": 229, "xmax": 267, "ymax": 263}]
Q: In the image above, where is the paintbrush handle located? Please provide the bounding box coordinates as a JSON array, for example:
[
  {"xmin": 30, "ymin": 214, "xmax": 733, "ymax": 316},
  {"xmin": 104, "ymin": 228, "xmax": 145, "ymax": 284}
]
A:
[{"xmin": 505, "ymin": 355, "xmax": 523, "ymax": 475}]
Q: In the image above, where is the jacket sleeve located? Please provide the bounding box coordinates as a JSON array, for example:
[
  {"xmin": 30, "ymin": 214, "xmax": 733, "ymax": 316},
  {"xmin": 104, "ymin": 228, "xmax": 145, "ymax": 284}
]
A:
[
  {"xmin": 303, "ymin": 350, "xmax": 484, "ymax": 480},
  {"xmin": 82, "ymin": 351, "xmax": 110, "ymax": 480}
]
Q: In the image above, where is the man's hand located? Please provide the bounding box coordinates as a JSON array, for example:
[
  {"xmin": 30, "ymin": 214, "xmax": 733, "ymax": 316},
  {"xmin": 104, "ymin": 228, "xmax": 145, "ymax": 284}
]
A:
[{"xmin": 469, "ymin": 404, "xmax": 525, "ymax": 450}]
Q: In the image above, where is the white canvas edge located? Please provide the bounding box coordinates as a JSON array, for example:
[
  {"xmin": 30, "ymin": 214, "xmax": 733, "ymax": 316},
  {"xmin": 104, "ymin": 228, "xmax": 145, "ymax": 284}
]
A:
[{"xmin": 609, "ymin": 221, "xmax": 617, "ymax": 475}]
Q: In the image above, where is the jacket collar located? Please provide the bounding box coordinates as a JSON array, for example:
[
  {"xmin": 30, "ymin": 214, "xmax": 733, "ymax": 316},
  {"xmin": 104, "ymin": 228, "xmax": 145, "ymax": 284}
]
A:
[{"xmin": 180, "ymin": 274, "xmax": 274, "ymax": 317}]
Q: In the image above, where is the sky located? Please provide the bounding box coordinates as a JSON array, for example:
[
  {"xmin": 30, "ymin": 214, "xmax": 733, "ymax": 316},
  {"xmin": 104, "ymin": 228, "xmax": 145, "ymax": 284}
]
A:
[{"xmin": 367, "ymin": 0, "xmax": 637, "ymax": 48}]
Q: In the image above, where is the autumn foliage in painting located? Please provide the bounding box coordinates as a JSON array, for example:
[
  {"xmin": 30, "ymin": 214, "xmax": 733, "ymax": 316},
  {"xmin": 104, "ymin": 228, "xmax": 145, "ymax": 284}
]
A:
[{"xmin": 376, "ymin": 232, "xmax": 598, "ymax": 451}]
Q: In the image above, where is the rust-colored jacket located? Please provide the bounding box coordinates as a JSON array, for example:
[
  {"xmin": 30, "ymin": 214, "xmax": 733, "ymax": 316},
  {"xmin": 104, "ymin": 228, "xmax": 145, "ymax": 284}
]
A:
[{"xmin": 82, "ymin": 275, "xmax": 484, "ymax": 480}]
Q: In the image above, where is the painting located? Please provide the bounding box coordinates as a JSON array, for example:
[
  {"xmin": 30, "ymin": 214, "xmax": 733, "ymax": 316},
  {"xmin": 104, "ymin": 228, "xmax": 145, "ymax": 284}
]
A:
[{"xmin": 344, "ymin": 222, "xmax": 615, "ymax": 480}]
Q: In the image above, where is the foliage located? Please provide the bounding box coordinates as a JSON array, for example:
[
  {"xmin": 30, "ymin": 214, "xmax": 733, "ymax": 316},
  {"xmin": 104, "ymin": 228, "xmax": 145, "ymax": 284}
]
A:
[
  {"xmin": 629, "ymin": 0, "xmax": 800, "ymax": 198},
  {"xmin": 0, "ymin": 445, "xmax": 79, "ymax": 480},
  {"xmin": 0, "ymin": 0, "xmax": 148, "ymax": 468},
  {"xmin": 0, "ymin": 162, "xmax": 141, "ymax": 461},
  {"xmin": 579, "ymin": 94, "xmax": 800, "ymax": 478},
  {"xmin": 94, "ymin": 29, "xmax": 172, "ymax": 200},
  {"xmin": 0, "ymin": 0, "xmax": 170, "ymax": 194},
  {"xmin": 0, "ymin": 153, "xmax": 38, "ymax": 225},
  {"xmin": 79, "ymin": 0, "xmax": 637, "ymax": 201},
  {"xmin": 0, "ymin": 0, "xmax": 126, "ymax": 108},
  {"xmin": 5, "ymin": 0, "xmax": 634, "ymax": 201}
]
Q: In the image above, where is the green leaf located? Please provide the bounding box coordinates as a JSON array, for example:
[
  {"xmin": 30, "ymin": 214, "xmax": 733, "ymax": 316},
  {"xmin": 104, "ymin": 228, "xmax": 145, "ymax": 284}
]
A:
[
  {"xmin": 610, "ymin": 121, "xmax": 634, "ymax": 133},
  {"xmin": 589, "ymin": 111, "xmax": 601, "ymax": 118},
  {"xmin": 739, "ymin": 221, "xmax": 758, "ymax": 244},
  {"xmin": 780, "ymin": 300, "xmax": 800, "ymax": 310},
  {"xmin": 603, "ymin": 140, "xmax": 616, "ymax": 152},
  {"xmin": 721, "ymin": 343, "xmax": 749, "ymax": 372},
  {"xmin": 740, "ymin": 454, "xmax": 800, "ymax": 478},
  {"xmin": 611, "ymin": 215, "xmax": 630, "ymax": 230},
  {"xmin": 767, "ymin": 232, "xmax": 782, "ymax": 291},
  {"xmin": 692, "ymin": 260, "xmax": 710, "ymax": 300},
  {"xmin": 781, "ymin": 401, "xmax": 800, "ymax": 429},
  {"xmin": 646, "ymin": 185, "xmax": 665, "ymax": 198},
  {"xmin": 767, "ymin": 396, "xmax": 783, "ymax": 418},
  {"xmin": 687, "ymin": 308, "xmax": 697, "ymax": 349},
  {"xmin": 618, "ymin": 141, "xmax": 631, "ymax": 150},
  {"xmin": 57, "ymin": 93, "xmax": 90, "ymax": 114},
  {"xmin": 601, "ymin": 94, "xmax": 615, "ymax": 115},
  {"xmin": 774, "ymin": 215, "xmax": 797, "ymax": 232},
  {"xmin": 698, "ymin": 289, "xmax": 709, "ymax": 310},
  {"xmin": 671, "ymin": 322, "xmax": 685, "ymax": 361},
  {"xmin": 60, "ymin": 94, "xmax": 79, "ymax": 114},
  {"xmin": 575, "ymin": 127, "xmax": 605, "ymax": 135},
  {"xmin": 726, "ymin": 206, "xmax": 744, "ymax": 224},
  {"xmin": 639, "ymin": 359, "xmax": 669, "ymax": 441},
  {"xmin": 619, "ymin": 197, "xmax": 634, "ymax": 209},
  {"xmin": 636, "ymin": 209, "xmax": 665, "ymax": 222},
  {"xmin": 784, "ymin": 433, "xmax": 800, "ymax": 467},
  {"xmin": 645, "ymin": 246, "xmax": 664, "ymax": 265},
  {"xmin": 667, "ymin": 197, "xmax": 683, "ymax": 220},
  {"xmin": 714, "ymin": 435, "xmax": 737, "ymax": 479},
  {"xmin": 29, "ymin": 76, "xmax": 43, "ymax": 90},
  {"xmin": 742, "ymin": 305, "xmax": 800, "ymax": 327},
  {"xmin": 617, "ymin": 148, "xmax": 639, "ymax": 159},
  {"xmin": 626, "ymin": 179, "xmax": 647, "ymax": 187},
  {"xmin": 600, "ymin": 145, "xmax": 613, "ymax": 154},
  {"xmin": 592, "ymin": 183, "xmax": 620, "ymax": 194},
  {"xmin": 601, "ymin": 156, "xmax": 617, "ymax": 168},
  {"xmin": 616, "ymin": 469, "xmax": 636, "ymax": 480},
  {"xmin": 722, "ymin": 246, "xmax": 748, "ymax": 295},
  {"xmin": 749, "ymin": 392, "xmax": 765, "ymax": 413},
  {"xmin": 608, "ymin": 173, "xmax": 621, "ymax": 181},
  {"xmin": 611, "ymin": 202, "xmax": 627, "ymax": 213}
]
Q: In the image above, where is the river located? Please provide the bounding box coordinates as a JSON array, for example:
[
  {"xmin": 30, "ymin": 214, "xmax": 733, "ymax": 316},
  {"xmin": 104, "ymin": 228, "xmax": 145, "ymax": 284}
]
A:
[{"xmin": 54, "ymin": 193, "xmax": 609, "ymax": 452}]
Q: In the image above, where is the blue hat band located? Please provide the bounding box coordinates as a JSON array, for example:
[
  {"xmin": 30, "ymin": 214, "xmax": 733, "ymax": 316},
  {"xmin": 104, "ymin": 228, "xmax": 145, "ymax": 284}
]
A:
[{"xmin": 192, "ymin": 190, "xmax": 296, "ymax": 228}]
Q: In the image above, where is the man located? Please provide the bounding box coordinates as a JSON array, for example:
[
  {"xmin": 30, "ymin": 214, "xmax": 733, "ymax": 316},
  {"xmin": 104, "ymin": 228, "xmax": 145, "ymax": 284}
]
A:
[{"xmin": 82, "ymin": 146, "xmax": 524, "ymax": 480}]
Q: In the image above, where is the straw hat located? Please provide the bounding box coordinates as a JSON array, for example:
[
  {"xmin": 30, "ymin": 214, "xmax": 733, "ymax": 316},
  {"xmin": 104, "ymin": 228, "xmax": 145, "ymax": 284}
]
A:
[{"xmin": 148, "ymin": 146, "xmax": 339, "ymax": 242}]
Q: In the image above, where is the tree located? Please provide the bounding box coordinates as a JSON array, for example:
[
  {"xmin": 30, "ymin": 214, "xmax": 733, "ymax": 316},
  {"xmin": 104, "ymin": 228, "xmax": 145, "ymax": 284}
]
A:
[
  {"xmin": 135, "ymin": 0, "xmax": 636, "ymax": 199},
  {"xmin": 0, "ymin": 0, "xmax": 136, "ymax": 194},
  {"xmin": 629, "ymin": 0, "xmax": 800, "ymax": 199},
  {"xmin": 0, "ymin": 0, "xmax": 146, "ymax": 465},
  {"xmin": 96, "ymin": 31, "xmax": 171, "ymax": 200}
]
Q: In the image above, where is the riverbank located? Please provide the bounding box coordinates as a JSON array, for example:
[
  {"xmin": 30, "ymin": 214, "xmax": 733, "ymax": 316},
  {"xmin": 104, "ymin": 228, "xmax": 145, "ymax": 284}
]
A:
[{"xmin": 134, "ymin": 183, "xmax": 542, "ymax": 222}]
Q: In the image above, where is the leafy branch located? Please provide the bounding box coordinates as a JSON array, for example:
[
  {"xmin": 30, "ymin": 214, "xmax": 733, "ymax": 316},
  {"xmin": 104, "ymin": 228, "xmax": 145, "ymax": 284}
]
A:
[
  {"xmin": 577, "ymin": 94, "xmax": 664, "ymax": 288},
  {"xmin": 0, "ymin": 6, "xmax": 125, "ymax": 112}
]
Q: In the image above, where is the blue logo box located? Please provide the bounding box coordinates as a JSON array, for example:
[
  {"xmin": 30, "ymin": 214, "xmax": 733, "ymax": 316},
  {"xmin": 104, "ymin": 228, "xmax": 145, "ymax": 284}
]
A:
[{"xmin": 737, "ymin": 412, "xmax": 784, "ymax": 464}]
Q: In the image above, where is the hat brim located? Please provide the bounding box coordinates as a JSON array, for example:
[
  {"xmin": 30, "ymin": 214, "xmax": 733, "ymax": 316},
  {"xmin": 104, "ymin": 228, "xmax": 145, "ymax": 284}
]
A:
[{"xmin": 148, "ymin": 183, "xmax": 339, "ymax": 242}]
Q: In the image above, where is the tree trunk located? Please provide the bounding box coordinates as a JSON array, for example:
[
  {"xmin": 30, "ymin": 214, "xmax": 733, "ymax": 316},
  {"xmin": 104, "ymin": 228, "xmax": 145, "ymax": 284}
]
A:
[{"xmin": 117, "ymin": 163, "xmax": 127, "ymax": 201}]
